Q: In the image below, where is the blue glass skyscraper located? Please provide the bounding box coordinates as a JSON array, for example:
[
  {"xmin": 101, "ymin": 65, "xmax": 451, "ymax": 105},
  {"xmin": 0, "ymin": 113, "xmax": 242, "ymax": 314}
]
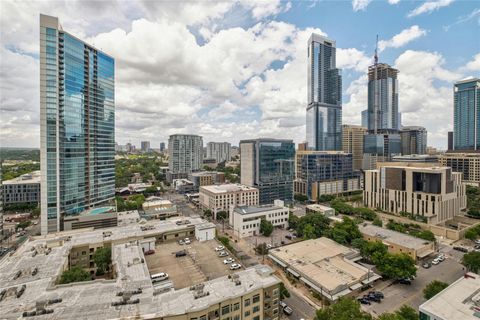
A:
[
  {"xmin": 306, "ymin": 34, "xmax": 342, "ymax": 151},
  {"xmin": 40, "ymin": 14, "xmax": 115, "ymax": 234},
  {"xmin": 454, "ymin": 78, "xmax": 480, "ymax": 150}
]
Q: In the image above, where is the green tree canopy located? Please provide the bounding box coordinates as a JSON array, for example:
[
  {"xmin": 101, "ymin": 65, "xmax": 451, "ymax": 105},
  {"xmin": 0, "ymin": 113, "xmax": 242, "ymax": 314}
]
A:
[
  {"xmin": 314, "ymin": 297, "xmax": 372, "ymax": 320},
  {"xmin": 216, "ymin": 210, "xmax": 228, "ymax": 220},
  {"xmin": 294, "ymin": 193, "xmax": 308, "ymax": 203},
  {"xmin": 376, "ymin": 253, "xmax": 416, "ymax": 280},
  {"xmin": 93, "ymin": 247, "xmax": 112, "ymax": 275},
  {"xmin": 423, "ymin": 280, "xmax": 448, "ymax": 299},
  {"xmin": 462, "ymin": 252, "xmax": 480, "ymax": 273},
  {"xmin": 279, "ymin": 282, "xmax": 290, "ymax": 300},
  {"xmin": 260, "ymin": 219, "xmax": 274, "ymax": 237},
  {"xmin": 59, "ymin": 266, "xmax": 92, "ymax": 284},
  {"xmin": 303, "ymin": 224, "xmax": 316, "ymax": 239},
  {"xmin": 327, "ymin": 217, "xmax": 362, "ymax": 245},
  {"xmin": 372, "ymin": 217, "xmax": 383, "ymax": 227}
]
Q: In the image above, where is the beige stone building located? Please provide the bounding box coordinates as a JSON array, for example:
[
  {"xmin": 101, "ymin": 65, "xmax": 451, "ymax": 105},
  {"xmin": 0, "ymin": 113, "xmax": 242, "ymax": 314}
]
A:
[
  {"xmin": 363, "ymin": 163, "xmax": 467, "ymax": 224},
  {"xmin": 342, "ymin": 125, "xmax": 367, "ymax": 171},
  {"xmin": 199, "ymin": 184, "xmax": 259, "ymax": 218},
  {"xmin": 438, "ymin": 151, "xmax": 480, "ymax": 186}
]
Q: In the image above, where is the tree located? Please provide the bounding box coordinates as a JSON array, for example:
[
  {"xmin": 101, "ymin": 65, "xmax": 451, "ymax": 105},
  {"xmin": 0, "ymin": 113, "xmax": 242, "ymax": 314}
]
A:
[
  {"xmin": 462, "ymin": 252, "xmax": 480, "ymax": 273},
  {"xmin": 255, "ymin": 243, "xmax": 268, "ymax": 255},
  {"xmin": 360, "ymin": 240, "xmax": 388, "ymax": 262},
  {"xmin": 216, "ymin": 210, "xmax": 228, "ymax": 221},
  {"xmin": 93, "ymin": 247, "xmax": 112, "ymax": 275},
  {"xmin": 203, "ymin": 209, "xmax": 212, "ymax": 218},
  {"xmin": 294, "ymin": 193, "xmax": 308, "ymax": 202},
  {"xmin": 417, "ymin": 230, "xmax": 436, "ymax": 242},
  {"xmin": 295, "ymin": 213, "xmax": 330, "ymax": 238},
  {"xmin": 315, "ymin": 297, "xmax": 372, "ymax": 320},
  {"xmin": 16, "ymin": 221, "xmax": 31, "ymax": 231},
  {"xmin": 354, "ymin": 207, "xmax": 377, "ymax": 221},
  {"xmin": 465, "ymin": 228, "xmax": 478, "ymax": 240},
  {"xmin": 327, "ymin": 217, "xmax": 362, "ymax": 245},
  {"xmin": 279, "ymin": 282, "xmax": 290, "ymax": 300},
  {"xmin": 303, "ymin": 224, "xmax": 316, "ymax": 239},
  {"xmin": 372, "ymin": 217, "xmax": 383, "ymax": 227},
  {"xmin": 59, "ymin": 266, "xmax": 92, "ymax": 284},
  {"xmin": 376, "ymin": 253, "xmax": 416, "ymax": 280},
  {"xmin": 395, "ymin": 305, "xmax": 419, "ymax": 320},
  {"xmin": 260, "ymin": 219, "xmax": 273, "ymax": 237},
  {"xmin": 423, "ymin": 281, "xmax": 448, "ymax": 299}
]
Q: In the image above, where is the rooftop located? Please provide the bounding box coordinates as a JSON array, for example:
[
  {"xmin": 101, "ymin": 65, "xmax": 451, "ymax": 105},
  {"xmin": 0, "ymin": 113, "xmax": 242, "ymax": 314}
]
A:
[
  {"xmin": 200, "ymin": 183, "xmax": 258, "ymax": 194},
  {"xmin": 2, "ymin": 170, "xmax": 41, "ymax": 185},
  {"xmin": 419, "ymin": 273, "xmax": 480, "ymax": 320},
  {"xmin": 306, "ymin": 204, "xmax": 335, "ymax": 212},
  {"xmin": 234, "ymin": 201, "xmax": 286, "ymax": 215},
  {"xmin": 359, "ymin": 224, "xmax": 432, "ymax": 250}
]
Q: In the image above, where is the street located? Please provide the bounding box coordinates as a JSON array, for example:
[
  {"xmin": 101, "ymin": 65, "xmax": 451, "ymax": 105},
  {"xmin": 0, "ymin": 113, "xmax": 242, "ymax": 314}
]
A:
[{"xmin": 283, "ymin": 290, "xmax": 317, "ymax": 320}]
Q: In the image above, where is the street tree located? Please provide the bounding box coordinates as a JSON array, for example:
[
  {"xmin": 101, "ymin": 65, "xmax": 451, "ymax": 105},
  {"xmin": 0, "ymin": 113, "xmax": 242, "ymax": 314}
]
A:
[
  {"xmin": 314, "ymin": 297, "xmax": 372, "ymax": 320},
  {"xmin": 260, "ymin": 219, "xmax": 273, "ymax": 237},
  {"xmin": 93, "ymin": 247, "xmax": 112, "ymax": 275},
  {"xmin": 462, "ymin": 252, "xmax": 480, "ymax": 273},
  {"xmin": 423, "ymin": 281, "xmax": 448, "ymax": 299}
]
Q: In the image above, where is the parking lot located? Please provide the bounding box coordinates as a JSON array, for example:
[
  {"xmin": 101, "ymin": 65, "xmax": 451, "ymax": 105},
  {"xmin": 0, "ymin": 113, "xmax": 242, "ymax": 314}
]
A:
[
  {"xmin": 145, "ymin": 239, "xmax": 242, "ymax": 289},
  {"xmin": 243, "ymin": 227, "xmax": 295, "ymax": 250},
  {"xmin": 361, "ymin": 255, "xmax": 465, "ymax": 317}
]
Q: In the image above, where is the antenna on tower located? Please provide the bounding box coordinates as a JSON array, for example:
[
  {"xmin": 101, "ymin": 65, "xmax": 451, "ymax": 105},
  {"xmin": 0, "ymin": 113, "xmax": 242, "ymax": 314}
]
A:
[{"xmin": 374, "ymin": 34, "xmax": 379, "ymax": 65}]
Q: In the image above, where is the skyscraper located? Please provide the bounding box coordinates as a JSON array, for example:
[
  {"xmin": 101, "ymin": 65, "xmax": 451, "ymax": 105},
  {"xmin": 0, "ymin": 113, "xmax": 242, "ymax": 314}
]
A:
[
  {"xmin": 306, "ymin": 34, "xmax": 342, "ymax": 151},
  {"xmin": 400, "ymin": 126, "xmax": 427, "ymax": 155},
  {"xmin": 160, "ymin": 142, "xmax": 165, "ymax": 152},
  {"xmin": 454, "ymin": 78, "xmax": 480, "ymax": 150},
  {"xmin": 206, "ymin": 142, "xmax": 231, "ymax": 163},
  {"xmin": 141, "ymin": 141, "xmax": 151, "ymax": 152},
  {"xmin": 40, "ymin": 14, "xmax": 115, "ymax": 235},
  {"xmin": 342, "ymin": 124, "xmax": 367, "ymax": 170},
  {"xmin": 240, "ymin": 139, "xmax": 295, "ymax": 204},
  {"xmin": 168, "ymin": 134, "xmax": 203, "ymax": 181},
  {"xmin": 361, "ymin": 109, "xmax": 368, "ymax": 128}
]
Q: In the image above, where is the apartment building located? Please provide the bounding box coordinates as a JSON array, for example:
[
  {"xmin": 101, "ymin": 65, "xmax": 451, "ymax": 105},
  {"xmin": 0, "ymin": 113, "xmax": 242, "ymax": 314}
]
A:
[
  {"xmin": 363, "ymin": 163, "xmax": 467, "ymax": 224},
  {"xmin": 199, "ymin": 184, "xmax": 259, "ymax": 218},
  {"xmin": 438, "ymin": 151, "xmax": 480, "ymax": 186},
  {"xmin": 2, "ymin": 170, "xmax": 41, "ymax": 205},
  {"xmin": 342, "ymin": 125, "xmax": 367, "ymax": 170},
  {"xmin": 188, "ymin": 171, "xmax": 226, "ymax": 187}
]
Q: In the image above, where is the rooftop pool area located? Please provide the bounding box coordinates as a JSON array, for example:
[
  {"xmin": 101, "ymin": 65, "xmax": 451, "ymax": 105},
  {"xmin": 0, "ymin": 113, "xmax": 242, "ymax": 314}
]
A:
[{"xmin": 89, "ymin": 206, "xmax": 115, "ymax": 215}]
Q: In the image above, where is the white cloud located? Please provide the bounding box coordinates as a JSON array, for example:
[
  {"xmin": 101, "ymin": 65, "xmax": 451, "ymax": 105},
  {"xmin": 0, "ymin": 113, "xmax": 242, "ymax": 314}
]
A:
[
  {"xmin": 407, "ymin": 0, "xmax": 454, "ymax": 18},
  {"xmin": 388, "ymin": 0, "xmax": 401, "ymax": 4},
  {"xmin": 378, "ymin": 25, "xmax": 427, "ymax": 52},
  {"xmin": 337, "ymin": 48, "xmax": 371, "ymax": 72},
  {"xmin": 465, "ymin": 53, "xmax": 480, "ymax": 71},
  {"xmin": 352, "ymin": 0, "xmax": 372, "ymax": 12}
]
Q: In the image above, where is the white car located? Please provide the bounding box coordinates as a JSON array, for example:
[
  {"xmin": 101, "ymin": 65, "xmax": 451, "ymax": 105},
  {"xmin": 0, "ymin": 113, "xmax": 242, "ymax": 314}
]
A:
[
  {"xmin": 151, "ymin": 272, "xmax": 169, "ymax": 283},
  {"xmin": 215, "ymin": 246, "xmax": 225, "ymax": 251},
  {"xmin": 432, "ymin": 259, "xmax": 440, "ymax": 265},
  {"xmin": 437, "ymin": 255, "xmax": 445, "ymax": 262},
  {"xmin": 230, "ymin": 263, "xmax": 241, "ymax": 270},
  {"xmin": 184, "ymin": 238, "xmax": 191, "ymax": 244},
  {"xmin": 218, "ymin": 251, "xmax": 229, "ymax": 257},
  {"xmin": 223, "ymin": 258, "xmax": 235, "ymax": 264},
  {"xmin": 266, "ymin": 244, "xmax": 273, "ymax": 249},
  {"xmin": 475, "ymin": 240, "xmax": 480, "ymax": 245}
]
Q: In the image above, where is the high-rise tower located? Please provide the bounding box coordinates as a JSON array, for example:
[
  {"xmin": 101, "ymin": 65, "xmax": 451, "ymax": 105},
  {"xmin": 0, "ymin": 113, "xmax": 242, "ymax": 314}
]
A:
[
  {"xmin": 40, "ymin": 14, "xmax": 115, "ymax": 234},
  {"xmin": 306, "ymin": 34, "xmax": 342, "ymax": 151},
  {"xmin": 454, "ymin": 78, "xmax": 480, "ymax": 150}
]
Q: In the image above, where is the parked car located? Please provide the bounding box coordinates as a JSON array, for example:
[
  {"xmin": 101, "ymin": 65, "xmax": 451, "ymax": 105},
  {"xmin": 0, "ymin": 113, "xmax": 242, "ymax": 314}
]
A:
[
  {"xmin": 151, "ymin": 272, "xmax": 169, "ymax": 282},
  {"xmin": 184, "ymin": 238, "xmax": 191, "ymax": 244},
  {"xmin": 422, "ymin": 262, "xmax": 431, "ymax": 269},
  {"xmin": 279, "ymin": 301, "xmax": 287, "ymax": 308},
  {"xmin": 223, "ymin": 258, "xmax": 235, "ymax": 264},
  {"xmin": 398, "ymin": 278, "xmax": 412, "ymax": 285},
  {"xmin": 175, "ymin": 250, "xmax": 187, "ymax": 257},
  {"xmin": 266, "ymin": 244, "xmax": 273, "ymax": 249},
  {"xmin": 453, "ymin": 246, "xmax": 469, "ymax": 253},
  {"xmin": 178, "ymin": 239, "xmax": 185, "ymax": 245},
  {"xmin": 366, "ymin": 294, "xmax": 381, "ymax": 303},
  {"xmin": 283, "ymin": 306, "xmax": 293, "ymax": 315},
  {"xmin": 369, "ymin": 291, "xmax": 384, "ymax": 299},
  {"xmin": 357, "ymin": 298, "xmax": 371, "ymax": 305},
  {"xmin": 218, "ymin": 251, "xmax": 229, "ymax": 257},
  {"xmin": 144, "ymin": 249, "xmax": 155, "ymax": 255},
  {"xmin": 432, "ymin": 259, "xmax": 440, "ymax": 265},
  {"xmin": 437, "ymin": 254, "xmax": 445, "ymax": 262},
  {"xmin": 474, "ymin": 245, "xmax": 480, "ymax": 250},
  {"xmin": 475, "ymin": 240, "xmax": 480, "ymax": 245},
  {"xmin": 230, "ymin": 263, "xmax": 241, "ymax": 270},
  {"xmin": 215, "ymin": 246, "xmax": 225, "ymax": 251}
]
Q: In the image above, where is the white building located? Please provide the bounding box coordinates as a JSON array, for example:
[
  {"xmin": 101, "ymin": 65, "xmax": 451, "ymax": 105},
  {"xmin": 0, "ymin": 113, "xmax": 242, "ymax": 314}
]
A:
[
  {"xmin": 206, "ymin": 142, "xmax": 231, "ymax": 163},
  {"xmin": 199, "ymin": 184, "xmax": 259, "ymax": 218},
  {"xmin": 230, "ymin": 200, "xmax": 289, "ymax": 238},
  {"xmin": 168, "ymin": 134, "xmax": 203, "ymax": 177},
  {"xmin": 194, "ymin": 222, "xmax": 216, "ymax": 241}
]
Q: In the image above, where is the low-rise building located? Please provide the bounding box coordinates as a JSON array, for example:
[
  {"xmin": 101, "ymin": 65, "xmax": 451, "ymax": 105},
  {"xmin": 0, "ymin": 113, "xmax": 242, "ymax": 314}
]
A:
[
  {"xmin": 392, "ymin": 154, "xmax": 439, "ymax": 163},
  {"xmin": 268, "ymin": 237, "xmax": 380, "ymax": 302},
  {"xmin": 364, "ymin": 163, "xmax": 466, "ymax": 224},
  {"xmin": 188, "ymin": 171, "xmax": 225, "ymax": 187},
  {"xmin": 439, "ymin": 151, "xmax": 480, "ymax": 186},
  {"xmin": 199, "ymin": 184, "xmax": 259, "ymax": 218},
  {"xmin": 359, "ymin": 224, "xmax": 434, "ymax": 261},
  {"xmin": 63, "ymin": 206, "xmax": 117, "ymax": 231},
  {"xmin": 142, "ymin": 199, "xmax": 178, "ymax": 219},
  {"xmin": 419, "ymin": 272, "xmax": 480, "ymax": 320},
  {"xmin": 173, "ymin": 179, "xmax": 197, "ymax": 194},
  {"xmin": 230, "ymin": 200, "xmax": 289, "ymax": 238},
  {"xmin": 305, "ymin": 204, "xmax": 336, "ymax": 217},
  {"xmin": 2, "ymin": 170, "xmax": 41, "ymax": 206}
]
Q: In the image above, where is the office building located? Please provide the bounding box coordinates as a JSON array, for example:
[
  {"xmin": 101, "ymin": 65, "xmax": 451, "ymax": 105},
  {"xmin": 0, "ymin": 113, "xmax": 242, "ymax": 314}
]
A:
[
  {"xmin": 295, "ymin": 151, "xmax": 360, "ymax": 202},
  {"xmin": 419, "ymin": 272, "xmax": 480, "ymax": 320},
  {"xmin": 40, "ymin": 14, "xmax": 115, "ymax": 235},
  {"xmin": 2, "ymin": 171, "xmax": 41, "ymax": 206},
  {"xmin": 359, "ymin": 224, "xmax": 434, "ymax": 261},
  {"xmin": 268, "ymin": 237, "xmax": 380, "ymax": 302},
  {"xmin": 141, "ymin": 141, "xmax": 151, "ymax": 152},
  {"xmin": 160, "ymin": 142, "xmax": 165, "ymax": 152},
  {"xmin": 63, "ymin": 206, "xmax": 117, "ymax": 230},
  {"xmin": 439, "ymin": 151, "xmax": 480, "ymax": 186},
  {"xmin": 391, "ymin": 154, "xmax": 439, "ymax": 163},
  {"xmin": 448, "ymin": 131, "xmax": 454, "ymax": 151},
  {"xmin": 206, "ymin": 142, "xmax": 231, "ymax": 163},
  {"xmin": 199, "ymin": 184, "xmax": 259, "ymax": 218},
  {"xmin": 168, "ymin": 134, "xmax": 203, "ymax": 181},
  {"xmin": 400, "ymin": 126, "xmax": 427, "ymax": 155},
  {"xmin": 362, "ymin": 132, "xmax": 402, "ymax": 169},
  {"xmin": 363, "ymin": 163, "xmax": 466, "ymax": 224},
  {"xmin": 240, "ymin": 139, "xmax": 295, "ymax": 204},
  {"xmin": 342, "ymin": 124, "xmax": 367, "ymax": 170},
  {"xmin": 230, "ymin": 200, "xmax": 289, "ymax": 238},
  {"xmin": 361, "ymin": 109, "xmax": 368, "ymax": 128},
  {"xmin": 142, "ymin": 199, "xmax": 178, "ymax": 219},
  {"xmin": 188, "ymin": 171, "xmax": 225, "ymax": 187},
  {"xmin": 454, "ymin": 78, "xmax": 480, "ymax": 150},
  {"xmin": 306, "ymin": 34, "xmax": 342, "ymax": 151}
]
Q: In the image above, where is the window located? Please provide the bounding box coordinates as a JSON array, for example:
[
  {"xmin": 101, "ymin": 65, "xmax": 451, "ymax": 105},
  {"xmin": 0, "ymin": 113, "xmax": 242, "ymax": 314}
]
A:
[
  {"xmin": 244, "ymin": 299, "xmax": 250, "ymax": 307},
  {"xmin": 253, "ymin": 306, "xmax": 260, "ymax": 313},
  {"xmin": 252, "ymin": 294, "xmax": 260, "ymax": 303},
  {"xmin": 199, "ymin": 316, "xmax": 206, "ymax": 320},
  {"xmin": 244, "ymin": 311, "xmax": 250, "ymax": 317},
  {"xmin": 222, "ymin": 305, "xmax": 230, "ymax": 315},
  {"xmin": 272, "ymin": 288, "xmax": 279, "ymax": 296},
  {"xmin": 233, "ymin": 316, "xmax": 240, "ymax": 320},
  {"xmin": 233, "ymin": 303, "xmax": 240, "ymax": 311},
  {"xmin": 253, "ymin": 316, "xmax": 260, "ymax": 320}
]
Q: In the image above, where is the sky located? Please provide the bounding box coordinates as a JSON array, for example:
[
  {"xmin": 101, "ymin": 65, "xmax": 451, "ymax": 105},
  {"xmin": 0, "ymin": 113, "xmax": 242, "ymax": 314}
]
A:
[{"xmin": 0, "ymin": 0, "xmax": 479, "ymax": 150}]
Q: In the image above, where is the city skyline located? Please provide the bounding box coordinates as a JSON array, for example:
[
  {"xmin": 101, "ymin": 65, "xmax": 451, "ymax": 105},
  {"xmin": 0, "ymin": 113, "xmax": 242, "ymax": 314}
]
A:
[{"xmin": 1, "ymin": 1, "xmax": 479, "ymax": 150}]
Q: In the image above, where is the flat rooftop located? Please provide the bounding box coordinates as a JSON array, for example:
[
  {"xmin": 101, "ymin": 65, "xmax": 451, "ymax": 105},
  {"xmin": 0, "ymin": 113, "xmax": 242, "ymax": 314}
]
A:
[
  {"xmin": 306, "ymin": 204, "xmax": 334, "ymax": 212},
  {"xmin": 2, "ymin": 170, "xmax": 41, "ymax": 185},
  {"xmin": 200, "ymin": 183, "xmax": 257, "ymax": 194},
  {"xmin": 419, "ymin": 273, "xmax": 480, "ymax": 320},
  {"xmin": 234, "ymin": 203, "xmax": 286, "ymax": 215},
  {"xmin": 359, "ymin": 224, "xmax": 432, "ymax": 250}
]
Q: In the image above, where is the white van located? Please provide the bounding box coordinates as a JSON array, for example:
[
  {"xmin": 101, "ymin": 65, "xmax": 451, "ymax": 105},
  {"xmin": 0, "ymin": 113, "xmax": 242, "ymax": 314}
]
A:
[{"xmin": 151, "ymin": 272, "xmax": 169, "ymax": 283}]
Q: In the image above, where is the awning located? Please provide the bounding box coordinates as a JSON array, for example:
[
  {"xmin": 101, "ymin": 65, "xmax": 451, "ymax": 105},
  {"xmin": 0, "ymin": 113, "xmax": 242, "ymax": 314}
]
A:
[
  {"xmin": 286, "ymin": 268, "xmax": 300, "ymax": 278},
  {"xmin": 349, "ymin": 283, "xmax": 363, "ymax": 290},
  {"xmin": 362, "ymin": 274, "xmax": 382, "ymax": 284},
  {"xmin": 417, "ymin": 249, "xmax": 435, "ymax": 258},
  {"xmin": 332, "ymin": 288, "xmax": 352, "ymax": 301},
  {"xmin": 300, "ymin": 277, "xmax": 328, "ymax": 298},
  {"xmin": 268, "ymin": 255, "xmax": 287, "ymax": 268}
]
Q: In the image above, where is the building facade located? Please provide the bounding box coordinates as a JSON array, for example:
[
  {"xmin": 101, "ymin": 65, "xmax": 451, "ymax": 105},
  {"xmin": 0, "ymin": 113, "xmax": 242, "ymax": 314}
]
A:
[
  {"xmin": 168, "ymin": 134, "xmax": 203, "ymax": 179},
  {"xmin": 295, "ymin": 151, "xmax": 360, "ymax": 201},
  {"xmin": 306, "ymin": 34, "xmax": 342, "ymax": 151},
  {"xmin": 188, "ymin": 171, "xmax": 225, "ymax": 187},
  {"xmin": 454, "ymin": 78, "xmax": 480, "ymax": 151},
  {"xmin": 439, "ymin": 151, "xmax": 480, "ymax": 186},
  {"xmin": 206, "ymin": 142, "xmax": 231, "ymax": 163},
  {"xmin": 361, "ymin": 109, "xmax": 368, "ymax": 128},
  {"xmin": 40, "ymin": 14, "xmax": 115, "ymax": 235},
  {"xmin": 2, "ymin": 171, "xmax": 41, "ymax": 206},
  {"xmin": 400, "ymin": 126, "xmax": 427, "ymax": 155},
  {"xmin": 362, "ymin": 132, "xmax": 402, "ymax": 169},
  {"xmin": 230, "ymin": 200, "xmax": 289, "ymax": 238},
  {"xmin": 342, "ymin": 124, "xmax": 367, "ymax": 170},
  {"xmin": 159, "ymin": 142, "xmax": 165, "ymax": 152},
  {"xmin": 199, "ymin": 184, "xmax": 259, "ymax": 218},
  {"xmin": 141, "ymin": 141, "xmax": 151, "ymax": 152},
  {"xmin": 364, "ymin": 164, "xmax": 466, "ymax": 224},
  {"xmin": 240, "ymin": 139, "xmax": 295, "ymax": 204}
]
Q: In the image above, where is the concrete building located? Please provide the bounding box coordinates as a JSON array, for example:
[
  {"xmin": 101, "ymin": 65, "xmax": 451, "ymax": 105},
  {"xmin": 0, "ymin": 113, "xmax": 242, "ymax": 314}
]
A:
[
  {"xmin": 392, "ymin": 154, "xmax": 439, "ymax": 163},
  {"xmin": 294, "ymin": 151, "xmax": 360, "ymax": 202},
  {"xmin": 2, "ymin": 171, "xmax": 41, "ymax": 206},
  {"xmin": 230, "ymin": 200, "xmax": 289, "ymax": 238},
  {"xmin": 168, "ymin": 134, "xmax": 203, "ymax": 181},
  {"xmin": 141, "ymin": 141, "xmax": 151, "ymax": 152},
  {"xmin": 454, "ymin": 78, "xmax": 480, "ymax": 151},
  {"xmin": 364, "ymin": 163, "xmax": 467, "ymax": 224},
  {"xmin": 240, "ymin": 139, "xmax": 295, "ymax": 204},
  {"xmin": 419, "ymin": 272, "xmax": 480, "ymax": 320},
  {"xmin": 359, "ymin": 224, "xmax": 434, "ymax": 261},
  {"xmin": 342, "ymin": 125, "xmax": 367, "ymax": 170},
  {"xmin": 40, "ymin": 14, "xmax": 115, "ymax": 234},
  {"xmin": 268, "ymin": 237, "xmax": 380, "ymax": 302},
  {"xmin": 206, "ymin": 142, "xmax": 231, "ymax": 163},
  {"xmin": 362, "ymin": 131, "xmax": 402, "ymax": 170},
  {"xmin": 361, "ymin": 109, "xmax": 368, "ymax": 128},
  {"xmin": 0, "ymin": 217, "xmax": 280, "ymax": 320},
  {"xmin": 400, "ymin": 126, "xmax": 427, "ymax": 155},
  {"xmin": 188, "ymin": 171, "xmax": 225, "ymax": 188},
  {"xmin": 63, "ymin": 206, "xmax": 117, "ymax": 231},
  {"xmin": 160, "ymin": 142, "xmax": 165, "ymax": 152},
  {"xmin": 448, "ymin": 131, "xmax": 454, "ymax": 151},
  {"xmin": 439, "ymin": 151, "xmax": 480, "ymax": 186},
  {"xmin": 173, "ymin": 179, "xmax": 196, "ymax": 194},
  {"xmin": 142, "ymin": 199, "xmax": 178, "ymax": 219},
  {"xmin": 305, "ymin": 204, "xmax": 336, "ymax": 217},
  {"xmin": 306, "ymin": 34, "xmax": 342, "ymax": 151},
  {"xmin": 199, "ymin": 184, "xmax": 259, "ymax": 218}
]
